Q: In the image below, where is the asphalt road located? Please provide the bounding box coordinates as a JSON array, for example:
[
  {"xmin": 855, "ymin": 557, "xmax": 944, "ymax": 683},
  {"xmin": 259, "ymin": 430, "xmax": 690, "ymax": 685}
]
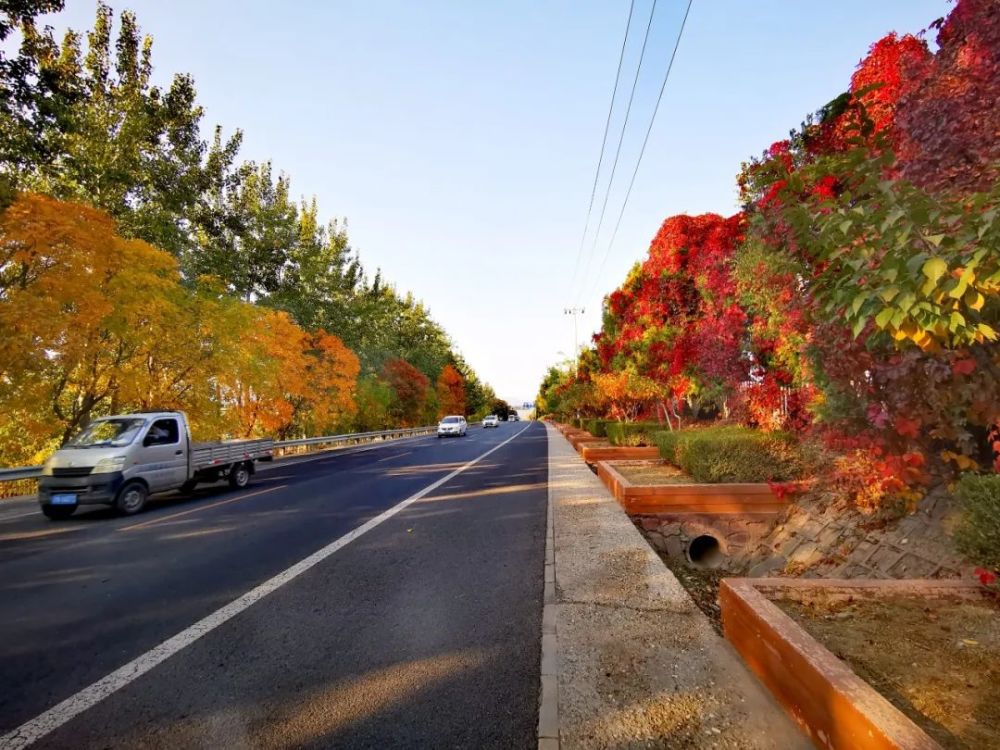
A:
[{"xmin": 0, "ymin": 421, "xmax": 547, "ymax": 749}]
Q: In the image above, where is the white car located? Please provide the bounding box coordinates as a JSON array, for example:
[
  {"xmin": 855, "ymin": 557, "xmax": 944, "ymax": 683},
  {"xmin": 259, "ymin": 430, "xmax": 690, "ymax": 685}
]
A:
[
  {"xmin": 483, "ymin": 415, "xmax": 499, "ymax": 428},
  {"xmin": 437, "ymin": 415, "xmax": 468, "ymax": 437},
  {"xmin": 508, "ymin": 413, "xmax": 519, "ymax": 422}
]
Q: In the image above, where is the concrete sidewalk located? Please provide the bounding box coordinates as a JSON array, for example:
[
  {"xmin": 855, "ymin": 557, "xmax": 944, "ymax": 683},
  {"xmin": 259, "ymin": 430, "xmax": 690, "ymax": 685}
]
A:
[{"xmin": 539, "ymin": 424, "xmax": 809, "ymax": 749}]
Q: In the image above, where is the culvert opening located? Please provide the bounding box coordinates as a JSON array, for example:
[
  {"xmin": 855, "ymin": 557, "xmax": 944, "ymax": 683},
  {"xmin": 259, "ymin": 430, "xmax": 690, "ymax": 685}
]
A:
[{"xmin": 687, "ymin": 535, "xmax": 724, "ymax": 568}]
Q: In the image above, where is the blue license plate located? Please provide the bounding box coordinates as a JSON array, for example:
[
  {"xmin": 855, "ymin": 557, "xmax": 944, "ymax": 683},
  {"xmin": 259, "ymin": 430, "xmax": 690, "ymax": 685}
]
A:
[{"xmin": 50, "ymin": 493, "xmax": 77, "ymax": 505}]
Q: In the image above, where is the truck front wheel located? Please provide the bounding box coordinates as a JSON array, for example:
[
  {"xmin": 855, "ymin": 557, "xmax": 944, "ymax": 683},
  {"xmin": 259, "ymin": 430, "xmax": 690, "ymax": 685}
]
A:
[
  {"xmin": 229, "ymin": 462, "xmax": 251, "ymax": 489},
  {"xmin": 115, "ymin": 481, "xmax": 148, "ymax": 515}
]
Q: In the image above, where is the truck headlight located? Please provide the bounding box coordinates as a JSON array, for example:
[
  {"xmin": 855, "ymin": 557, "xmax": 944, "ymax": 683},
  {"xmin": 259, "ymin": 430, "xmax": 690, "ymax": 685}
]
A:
[{"xmin": 92, "ymin": 456, "xmax": 126, "ymax": 474}]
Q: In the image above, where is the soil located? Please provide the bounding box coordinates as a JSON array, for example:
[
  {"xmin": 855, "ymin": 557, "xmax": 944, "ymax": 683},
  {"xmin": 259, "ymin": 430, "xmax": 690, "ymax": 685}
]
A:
[
  {"xmin": 776, "ymin": 594, "xmax": 1000, "ymax": 750},
  {"xmin": 655, "ymin": 550, "xmax": 726, "ymax": 634},
  {"xmin": 616, "ymin": 462, "xmax": 692, "ymax": 485}
]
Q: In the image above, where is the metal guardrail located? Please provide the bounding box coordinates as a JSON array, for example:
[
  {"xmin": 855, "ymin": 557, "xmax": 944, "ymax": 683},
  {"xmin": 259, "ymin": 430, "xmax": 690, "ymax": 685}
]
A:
[
  {"xmin": 0, "ymin": 423, "xmax": 463, "ymax": 484},
  {"xmin": 0, "ymin": 465, "xmax": 44, "ymax": 482}
]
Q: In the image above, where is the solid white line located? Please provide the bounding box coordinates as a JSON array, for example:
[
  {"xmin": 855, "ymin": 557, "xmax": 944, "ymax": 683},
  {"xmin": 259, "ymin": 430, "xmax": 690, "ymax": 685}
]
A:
[{"xmin": 0, "ymin": 423, "xmax": 533, "ymax": 750}]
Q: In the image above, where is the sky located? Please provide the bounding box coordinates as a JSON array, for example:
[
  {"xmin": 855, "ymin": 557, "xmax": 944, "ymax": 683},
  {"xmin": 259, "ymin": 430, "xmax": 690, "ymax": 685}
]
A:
[{"xmin": 40, "ymin": 0, "xmax": 950, "ymax": 404}]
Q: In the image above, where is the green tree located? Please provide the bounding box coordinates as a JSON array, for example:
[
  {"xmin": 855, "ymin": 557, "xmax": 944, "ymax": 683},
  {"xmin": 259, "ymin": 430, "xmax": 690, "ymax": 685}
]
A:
[
  {"xmin": 189, "ymin": 159, "xmax": 297, "ymax": 300},
  {"xmin": 21, "ymin": 3, "xmax": 218, "ymax": 257},
  {"xmin": 0, "ymin": 0, "xmax": 68, "ymax": 202}
]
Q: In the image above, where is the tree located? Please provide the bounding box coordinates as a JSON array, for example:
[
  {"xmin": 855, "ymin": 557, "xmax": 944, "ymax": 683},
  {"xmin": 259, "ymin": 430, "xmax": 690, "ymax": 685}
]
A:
[
  {"xmin": 381, "ymin": 358, "xmax": 429, "ymax": 427},
  {"xmin": 0, "ymin": 0, "xmax": 68, "ymax": 200},
  {"xmin": 270, "ymin": 198, "xmax": 362, "ymax": 335},
  {"xmin": 491, "ymin": 398, "xmax": 513, "ymax": 420},
  {"xmin": 594, "ymin": 213, "xmax": 748, "ymax": 418},
  {"xmin": 353, "ymin": 374, "xmax": 393, "ymax": 432},
  {"xmin": 592, "ymin": 371, "xmax": 666, "ymax": 423},
  {"xmin": 0, "ymin": 193, "xmax": 194, "ymax": 455},
  {"xmin": 436, "ymin": 364, "xmax": 466, "ymax": 417},
  {"xmin": 20, "ymin": 3, "xmax": 218, "ymax": 257},
  {"xmin": 897, "ymin": 0, "xmax": 1000, "ymax": 194},
  {"xmin": 0, "ymin": 193, "xmax": 365, "ymax": 461},
  {"xmin": 189, "ymin": 160, "xmax": 297, "ymax": 301}
]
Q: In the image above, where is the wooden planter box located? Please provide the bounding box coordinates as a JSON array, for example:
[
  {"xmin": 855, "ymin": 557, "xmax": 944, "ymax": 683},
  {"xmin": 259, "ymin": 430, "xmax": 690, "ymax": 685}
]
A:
[
  {"xmin": 720, "ymin": 578, "xmax": 985, "ymax": 750},
  {"xmin": 568, "ymin": 433, "xmax": 603, "ymax": 452},
  {"xmin": 596, "ymin": 460, "xmax": 786, "ymax": 515},
  {"xmin": 580, "ymin": 444, "xmax": 659, "ymax": 463}
]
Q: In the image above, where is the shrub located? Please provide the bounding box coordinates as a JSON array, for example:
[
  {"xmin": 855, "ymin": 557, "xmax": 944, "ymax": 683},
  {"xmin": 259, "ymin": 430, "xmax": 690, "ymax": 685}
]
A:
[
  {"xmin": 953, "ymin": 474, "xmax": 1000, "ymax": 572},
  {"xmin": 582, "ymin": 418, "xmax": 609, "ymax": 438},
  {"xmin": 606, "ymin": 421, "xmax": 662, "ymax": 446},
  {"xmin": 654, "ymin": 425, "xmax": 804, "ymax": 483}
]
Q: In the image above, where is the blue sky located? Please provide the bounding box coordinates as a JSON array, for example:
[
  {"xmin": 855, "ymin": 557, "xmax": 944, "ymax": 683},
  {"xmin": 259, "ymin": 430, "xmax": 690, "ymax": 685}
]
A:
[{"xmin": 43, "ymin": 0, "xmax": 950, "ymax": 403}]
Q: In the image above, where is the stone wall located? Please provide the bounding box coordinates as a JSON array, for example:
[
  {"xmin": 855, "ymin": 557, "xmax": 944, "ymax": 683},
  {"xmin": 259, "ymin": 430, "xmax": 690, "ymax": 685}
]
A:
[
  {"xmin": 740, "ymin": 485, "xmax": 970, "ymax": 580},
  {"xmin": 634, "ymin": 485, "xmax": 973, "ymax": 581},
  {"xmin": 634, "ymin": 512, "xmax": 779, "ymax": 570}
]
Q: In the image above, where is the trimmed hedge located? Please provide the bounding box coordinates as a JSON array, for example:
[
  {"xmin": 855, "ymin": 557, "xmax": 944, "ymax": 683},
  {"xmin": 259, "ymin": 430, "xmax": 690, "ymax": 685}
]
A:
[
  {"xmin": 582, "ymin": 418, "xmax": 609, "ymax": 438},
  {"xmin": 654, "ymin": 425, "xmax": 804, "ymax": 483},
  {"xmin": 606, "ymin": 421, "xmax": 662, "ymax": 446},
  {"xmin": 953, "ymin": 473, "xmax": 1000, "ymax": 572}
]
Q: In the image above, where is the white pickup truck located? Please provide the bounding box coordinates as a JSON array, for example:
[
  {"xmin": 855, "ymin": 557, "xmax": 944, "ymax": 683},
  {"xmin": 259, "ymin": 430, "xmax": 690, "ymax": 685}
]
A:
[{"xmin": 38, "ymin": 411, "xmax": 273, "ymax": 519}]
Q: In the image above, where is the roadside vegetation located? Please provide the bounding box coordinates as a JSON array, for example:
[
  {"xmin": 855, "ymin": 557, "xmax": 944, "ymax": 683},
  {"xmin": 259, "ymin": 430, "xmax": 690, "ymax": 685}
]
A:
[
  {"xmin": 538, "ymin": 0, "xmax": 999, "ymax": 580},
  {"xmin": 0, "ymin": 2, "xmax": 505, "ymax": 467}
]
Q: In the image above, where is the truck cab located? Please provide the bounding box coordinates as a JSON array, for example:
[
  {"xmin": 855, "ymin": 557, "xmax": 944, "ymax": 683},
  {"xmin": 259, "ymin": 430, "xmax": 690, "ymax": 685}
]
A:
[{"xmin": 38, "ymin": 411, "xmax": 272, "ymax": 519}]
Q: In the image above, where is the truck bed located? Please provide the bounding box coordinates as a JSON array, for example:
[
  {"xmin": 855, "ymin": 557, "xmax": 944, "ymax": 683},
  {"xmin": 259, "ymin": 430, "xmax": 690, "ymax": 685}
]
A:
[{"xmin": 190, "ymin": 438, "xmax": 273, "ymax": 471}]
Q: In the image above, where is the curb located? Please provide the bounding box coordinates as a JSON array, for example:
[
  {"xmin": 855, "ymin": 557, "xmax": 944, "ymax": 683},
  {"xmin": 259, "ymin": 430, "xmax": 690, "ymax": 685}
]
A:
[{"xmin": 537, "ymin": 424, "xmax": 560, "ymax": 749}]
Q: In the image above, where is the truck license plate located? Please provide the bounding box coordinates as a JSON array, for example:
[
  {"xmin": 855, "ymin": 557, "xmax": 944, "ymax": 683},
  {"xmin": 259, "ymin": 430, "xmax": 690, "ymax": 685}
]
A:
[{"xmin": 50, "ymin": 493, "xmax": 77, "ymax": 505}]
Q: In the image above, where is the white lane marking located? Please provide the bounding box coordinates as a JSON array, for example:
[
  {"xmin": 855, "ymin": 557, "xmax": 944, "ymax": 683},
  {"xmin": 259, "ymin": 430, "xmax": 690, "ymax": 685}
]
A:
[
  {"xmin": 0, "ymin": 510, "xmax": 39, "ymax": 522},
  {"xmin": 376, "ymin": 450, "xmax": 412, "ymax": 463},
  {"xmin": 0, "ymin": 423, "xmax": 533, "ymax": 750}
]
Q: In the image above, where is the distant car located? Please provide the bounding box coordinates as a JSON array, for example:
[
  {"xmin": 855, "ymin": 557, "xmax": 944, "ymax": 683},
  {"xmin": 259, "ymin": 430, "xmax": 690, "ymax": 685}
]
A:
[
  {"xmin": 483, "ymin": 415, "xmax": 499, "ymax": 428},
  {"xmin": 437, "ymin": 415, "xmax": 468, "ymax": 437},
  {"xmin": 508, "ymin": 413, "xmax": 519, "ymax": 422}
]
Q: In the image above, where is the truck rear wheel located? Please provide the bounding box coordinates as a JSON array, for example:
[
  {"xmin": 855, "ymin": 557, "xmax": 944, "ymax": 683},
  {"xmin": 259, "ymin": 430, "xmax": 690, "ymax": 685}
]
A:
[
  {"xmin": 229, "ymin": 462, "xmax": 251, "ymax": 489},
  {"xmin": 41, "ymin": 504, "xmax": 75, "ymax": 520},
  {"xmin": 115, "ymin": 481, "xmax": 148, "ymax": 515}
]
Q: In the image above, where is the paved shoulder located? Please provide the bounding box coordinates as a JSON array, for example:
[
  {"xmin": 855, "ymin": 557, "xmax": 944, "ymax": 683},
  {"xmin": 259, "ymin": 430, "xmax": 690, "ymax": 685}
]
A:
[{"xmin": 544, "ymin": 424, "xmax": 810, "ymax": 749}]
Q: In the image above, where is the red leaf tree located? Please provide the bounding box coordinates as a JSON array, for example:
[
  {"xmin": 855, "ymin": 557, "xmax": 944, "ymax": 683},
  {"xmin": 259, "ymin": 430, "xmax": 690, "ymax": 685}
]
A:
[
  {"xmin": 381, "ymin": 358, "xmax": 429, "ymax": 427},
  {"xmin": 435, "ymin": 364, "xmax": 466, "ymax": 417}
]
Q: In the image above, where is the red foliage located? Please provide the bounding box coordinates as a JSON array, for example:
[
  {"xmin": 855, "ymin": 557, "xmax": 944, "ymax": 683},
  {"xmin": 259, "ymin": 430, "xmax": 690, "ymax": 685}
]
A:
[
  {"xmin": 381, "ymin": 358, "xmax": 429, "ymax": 426},
  {"xmin": 595, "ymin": 213, "xmax": 748, "ymax": 403},
  {"xmin": 975, "ymin": 567, "xmax": 998, "ymax": 588},
  {"xmin": 896, "ymin": 0, "xmax": 1000, "ymax": 192}
]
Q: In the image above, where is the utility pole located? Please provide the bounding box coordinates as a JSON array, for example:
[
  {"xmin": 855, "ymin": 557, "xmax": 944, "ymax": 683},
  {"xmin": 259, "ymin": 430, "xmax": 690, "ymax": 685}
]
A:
[
  {"xmin": 564, "ymin": 307, "xmax": 585, "ymax": 423},
  {"xmin": 564, "ymin": 307, "xmax": 585, "ymax": 358},
  {"xmin": 564, "ymin": 307, "xmax": 585, "ymax": 377}
]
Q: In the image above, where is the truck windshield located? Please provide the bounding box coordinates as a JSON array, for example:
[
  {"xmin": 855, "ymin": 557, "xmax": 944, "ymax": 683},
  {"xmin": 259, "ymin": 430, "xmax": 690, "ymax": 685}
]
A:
[{"xmin": 66, "ymin": 418, "xmax": 146, "ymax": 448}]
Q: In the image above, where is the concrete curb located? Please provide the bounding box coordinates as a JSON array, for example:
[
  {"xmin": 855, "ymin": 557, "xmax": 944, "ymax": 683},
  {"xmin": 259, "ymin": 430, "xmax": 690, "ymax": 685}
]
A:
[{"xmin": 537, "ymin": 450, "xmax": 561, "ymax": 749}]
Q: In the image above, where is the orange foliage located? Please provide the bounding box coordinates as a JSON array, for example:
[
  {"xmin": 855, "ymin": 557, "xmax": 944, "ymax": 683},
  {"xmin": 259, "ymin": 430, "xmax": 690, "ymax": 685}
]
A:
[
  {"xmin": 436, "ymin": 364, "xmax": 466, "ymax": 417},
  {"xmin": 0, "ymin": 193, "xmax": 360, "ymax": 462}
]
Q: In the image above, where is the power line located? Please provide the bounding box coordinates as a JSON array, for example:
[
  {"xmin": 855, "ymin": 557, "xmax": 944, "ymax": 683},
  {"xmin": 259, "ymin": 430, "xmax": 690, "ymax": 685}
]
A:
[
  {"xmin": 586, "ymin": 0, "xmax": 693, "ymax": 302},
  {"xmin": 575, "ymin": 0, "xmax": 659, "ymax": 304},
  {"xmin": 568, "ymin": 0, "xmax": 636, "ymax": 293}
]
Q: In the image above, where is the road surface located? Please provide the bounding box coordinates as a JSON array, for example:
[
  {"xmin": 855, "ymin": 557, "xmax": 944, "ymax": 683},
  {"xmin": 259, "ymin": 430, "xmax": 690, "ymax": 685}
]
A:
[{"xmin": 0, "ymin": 421, "xmax": 546, "ymax": 749}]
